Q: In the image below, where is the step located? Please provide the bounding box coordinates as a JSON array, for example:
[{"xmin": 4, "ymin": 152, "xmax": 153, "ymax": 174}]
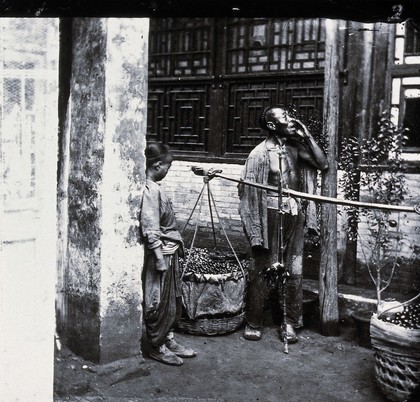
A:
[{"xmin": 302, "ymin": 279, "xmax": 408, "ymax": 323}]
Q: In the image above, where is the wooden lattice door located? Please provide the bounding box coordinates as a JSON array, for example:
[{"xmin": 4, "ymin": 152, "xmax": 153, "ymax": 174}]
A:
[{"xmin": 147, "ymin": 18, "xmax": 326, "ymax": 161}]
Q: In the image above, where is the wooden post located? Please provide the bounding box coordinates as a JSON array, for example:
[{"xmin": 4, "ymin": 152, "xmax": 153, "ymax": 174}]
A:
[
  {"xmin": 320, "ymin": 19, "xmax": 341, "ymax": 336},
  {"xmin": 340, "ymin": 21, "xmax": 375, "ymax": 285},
  {"xmin": 339, "ymin": 21, "xmax": 394, "ymax": 285}
]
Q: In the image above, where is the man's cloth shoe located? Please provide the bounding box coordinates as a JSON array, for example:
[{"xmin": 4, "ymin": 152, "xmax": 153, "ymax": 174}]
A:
[
  {"xmin": 280, "ymin": 323, "xmax": 298, "ymax": 344},
  {"xmin": 243, "ymin": 324, "xmax": 262, "ymax": 341},
  {"xmin": 165, "ymin": 338, "xmax": 197, "ymax": 358},
  {"xmin": 149, "ymin": 344, "xmax": 184, "ymax": 366}
]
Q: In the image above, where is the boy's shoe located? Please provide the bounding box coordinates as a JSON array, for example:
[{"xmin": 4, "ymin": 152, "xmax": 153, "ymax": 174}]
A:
[
  {"xmin": 149, "ymin": 344, "xmax": 184, "ymax": 366},
  {"xmin": 243, "ymin": 324, "xmax": 262, "ymax": 341},
  {"xmin": 280, "ymin": 323, "xmax": 298, "ymax": 344},
  {"xmin": 165, "ymin": 338, "xmax": 197, "ymax": 358}
]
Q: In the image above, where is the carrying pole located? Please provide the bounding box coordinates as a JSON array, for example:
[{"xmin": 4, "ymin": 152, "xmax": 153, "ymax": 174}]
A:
[{"xmin": 211, "ymin": 172, "xmax": 420, "ymax": 215}]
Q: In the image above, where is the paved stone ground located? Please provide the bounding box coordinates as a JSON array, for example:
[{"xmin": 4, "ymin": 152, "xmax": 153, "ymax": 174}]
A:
[{"xmin": 54, "ymin": 315, "xmax": 390, "ymax": 402}]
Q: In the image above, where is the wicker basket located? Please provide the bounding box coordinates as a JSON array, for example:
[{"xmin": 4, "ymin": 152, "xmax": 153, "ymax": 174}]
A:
[
  {"xmin": 178, "ymin": 311, "xmax": 245, "ymax": 336},
  {"xmin": 179, "ymin": 268, "xmax": 246, "ymax": 336},
  {"xmin": 370, "ymin": 313, "xmax": 420, "ymax": 402}
]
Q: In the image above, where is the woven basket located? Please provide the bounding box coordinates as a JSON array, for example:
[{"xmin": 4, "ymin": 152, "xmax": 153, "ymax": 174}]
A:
[
  {"xmin": 370, "ymin": 314, "xmax": 420, "ymax": 402},
  {"xmin": 178, "ymin": 311, "xmax": 245, "ymax": 336},
  {"xmin": 180, "ymin": 268, "xmax": 246, "ymax": 336}
]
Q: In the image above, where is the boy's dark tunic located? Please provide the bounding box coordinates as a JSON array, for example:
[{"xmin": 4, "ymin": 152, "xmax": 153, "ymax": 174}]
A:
[{"xmin": 140, "ymin": 179, "xmax": 183, "ymax": 347}]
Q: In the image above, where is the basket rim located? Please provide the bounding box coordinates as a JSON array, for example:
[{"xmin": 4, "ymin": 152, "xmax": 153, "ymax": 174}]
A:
[
  {"xmin": 180, "ymin": 310, "xmax": 244, "ymax": 321},
  {"xmin": 182, "ymin": 270, "xmax": 245, "ymax": 282},
  {"xmin": 370, "ymin": 313, "xmax": 420, "ymax": 351}
]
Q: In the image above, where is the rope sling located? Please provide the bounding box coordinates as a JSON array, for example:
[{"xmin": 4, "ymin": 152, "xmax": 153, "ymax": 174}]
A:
[{"xmin": 180, "ymin": 171, "xmax": 245, "ymax": 282}]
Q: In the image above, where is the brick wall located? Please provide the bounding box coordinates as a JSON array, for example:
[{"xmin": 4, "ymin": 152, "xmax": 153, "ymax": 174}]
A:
[{"xmin": 160, "ymin": 161, "xmax": 249, "ymax": 254}]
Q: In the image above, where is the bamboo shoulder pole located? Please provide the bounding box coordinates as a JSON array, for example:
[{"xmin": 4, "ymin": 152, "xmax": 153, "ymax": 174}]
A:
[{"xmin": 213, "ymin": 173, "xmax": 419, "ymax": 214}]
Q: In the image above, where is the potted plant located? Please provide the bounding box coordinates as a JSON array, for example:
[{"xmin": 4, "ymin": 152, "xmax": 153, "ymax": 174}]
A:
[{"xmin": 339, "ymin": 111, "xmax": 420, "ymax": 401}]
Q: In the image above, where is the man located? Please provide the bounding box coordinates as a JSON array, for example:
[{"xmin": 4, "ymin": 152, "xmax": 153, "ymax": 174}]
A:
[{"xmin": 238, "ymin": 105, "xmax": 328, "ymax": 343}]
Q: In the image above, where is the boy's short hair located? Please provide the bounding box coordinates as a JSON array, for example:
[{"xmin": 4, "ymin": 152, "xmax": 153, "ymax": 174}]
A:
[{"xmin": 145, "ymin": 142, "xmax": 173, "ymax": 167}]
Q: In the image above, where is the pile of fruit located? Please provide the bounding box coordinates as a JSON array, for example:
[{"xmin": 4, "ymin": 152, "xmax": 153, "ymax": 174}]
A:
[
  {"xmin": 180, "ymin": 247, "xmax": 248, "ymax": 275},
  {"xmin": 379, "ymin": 301, "xmax": 420, "ymax": 329}
]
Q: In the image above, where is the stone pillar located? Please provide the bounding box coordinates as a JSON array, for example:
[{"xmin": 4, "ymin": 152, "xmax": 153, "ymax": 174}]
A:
[{"xmin": 62, "ymin": 18, "xmax": 148, "ymax": 364}]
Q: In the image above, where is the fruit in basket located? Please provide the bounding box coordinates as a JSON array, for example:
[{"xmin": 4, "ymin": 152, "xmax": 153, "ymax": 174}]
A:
[
  {"xmin": 180, "ymin": 247, "xmax": 248, "ymax": 275},
  {"xmin": 379, "ymin": 301, "xmax": 420, "ymax": 329}
]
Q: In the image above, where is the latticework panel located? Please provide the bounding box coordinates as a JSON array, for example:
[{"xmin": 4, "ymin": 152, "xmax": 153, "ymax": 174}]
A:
[
  {"xmin": 405, "ymin": 20, "xmax": 420, "ymax": 56},
  {"xmin": 1, "ymin": 19, "xmax": 58, "ymax": 202},
  {"xmin": 226, "ymin": 18, "xmax": 325, "ymax": 74},
  {"xmin": 226, "ymin": 78, "xmax": 324, "ymax": 155},
  {"xmin": 149, "ymin": 18, "xmax": 214, "ymax": 78},
  {"xmin": 147, "ymin": 83, "xmax": 211, "ymax": 153},
  {"xmin": 147, "ymin": 18, "xmax": 326, "ymax": 158}
]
